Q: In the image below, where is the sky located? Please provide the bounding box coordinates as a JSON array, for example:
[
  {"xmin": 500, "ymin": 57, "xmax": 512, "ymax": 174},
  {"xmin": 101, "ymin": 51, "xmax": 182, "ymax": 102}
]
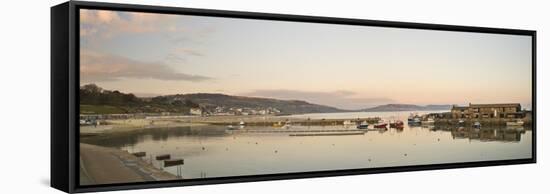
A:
[{"xmin": 79, "ymin": 9, "xmax": 533, "ymax": 110}]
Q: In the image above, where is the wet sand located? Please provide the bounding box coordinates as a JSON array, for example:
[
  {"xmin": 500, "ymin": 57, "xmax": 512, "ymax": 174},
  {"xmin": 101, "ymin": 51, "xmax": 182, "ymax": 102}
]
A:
[{"xmin": 79, "ymin": 143, "xmax": 177, "ymax": 185}]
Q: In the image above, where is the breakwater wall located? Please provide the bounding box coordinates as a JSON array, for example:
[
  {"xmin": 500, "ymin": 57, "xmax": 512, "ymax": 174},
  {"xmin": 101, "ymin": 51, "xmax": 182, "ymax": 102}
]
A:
[{"xmin": 202, "ymin": 117, "xmax": 380, "ymax": 126}]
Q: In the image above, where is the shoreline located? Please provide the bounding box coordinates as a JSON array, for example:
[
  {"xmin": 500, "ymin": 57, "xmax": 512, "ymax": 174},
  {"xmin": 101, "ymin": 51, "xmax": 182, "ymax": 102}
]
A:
[{"xmin": 80, "ymin": 115, "xmax": 381, "ymax": 136}]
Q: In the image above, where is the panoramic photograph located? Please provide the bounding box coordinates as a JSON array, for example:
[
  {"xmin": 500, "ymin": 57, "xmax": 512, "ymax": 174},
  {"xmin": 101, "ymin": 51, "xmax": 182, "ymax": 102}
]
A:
[{"xmin": 78, "ymin": 9, "xmax": 533, "ymax": 186}]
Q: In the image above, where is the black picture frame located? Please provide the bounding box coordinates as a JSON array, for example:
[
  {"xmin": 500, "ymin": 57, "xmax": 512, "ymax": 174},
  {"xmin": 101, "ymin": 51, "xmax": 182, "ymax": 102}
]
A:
[{"xmin": 51, "ymin": 1, "xmax": 537, "ymax": 193}]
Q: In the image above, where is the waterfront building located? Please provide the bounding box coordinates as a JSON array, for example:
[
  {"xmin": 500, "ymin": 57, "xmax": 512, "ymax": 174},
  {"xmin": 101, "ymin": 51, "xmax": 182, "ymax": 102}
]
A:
[{"xmin": 451, "ymin": 103, "xmax": 523, "ymax": 119}]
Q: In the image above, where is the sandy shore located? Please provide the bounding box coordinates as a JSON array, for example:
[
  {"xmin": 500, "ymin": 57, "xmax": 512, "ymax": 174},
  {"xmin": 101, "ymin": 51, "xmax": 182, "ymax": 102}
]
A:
[{"xmin": 79, "ymin": 143, "xmax": 178, "ymax": 185}]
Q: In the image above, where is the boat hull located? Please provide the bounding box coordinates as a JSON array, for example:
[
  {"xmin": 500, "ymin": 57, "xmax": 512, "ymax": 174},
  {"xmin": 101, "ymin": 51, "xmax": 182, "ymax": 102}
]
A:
[
  {"xmin": 374, "ymin": 124, "xmax": 387, "ymax": 128},
  {"xmin": 356, "ymin": 125, "xmax": 369, "ymax": 129}
]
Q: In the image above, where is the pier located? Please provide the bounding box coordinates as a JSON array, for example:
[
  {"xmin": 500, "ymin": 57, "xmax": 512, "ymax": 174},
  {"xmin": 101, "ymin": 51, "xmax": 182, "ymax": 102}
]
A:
[
  {"xmin": 289, "ymin": 131, "xmax": 366, "ymax": 136},
  {"xmin": 230, "ymin": 128, "xmax": 368, "ymax": 133},
  {"xmin": 202, "ymin": 117, "xmax": 380, "ymax": 126}
]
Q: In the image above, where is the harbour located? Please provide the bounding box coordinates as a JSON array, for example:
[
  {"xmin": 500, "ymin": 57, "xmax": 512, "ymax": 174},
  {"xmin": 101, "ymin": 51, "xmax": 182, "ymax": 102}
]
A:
[{"xmin": 80, "ymin": 110, "xmax": 532, "ymax": 181}]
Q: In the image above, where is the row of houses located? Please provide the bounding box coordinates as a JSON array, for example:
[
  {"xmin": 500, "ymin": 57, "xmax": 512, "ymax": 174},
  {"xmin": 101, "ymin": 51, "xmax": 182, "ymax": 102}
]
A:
[
  {"xmin": 450, "ymin": 103, "xmax": 525, "ymax": 119},
  {"xmin": 207, "ymin": 106, "xmax": 281, "ymax": 116}
]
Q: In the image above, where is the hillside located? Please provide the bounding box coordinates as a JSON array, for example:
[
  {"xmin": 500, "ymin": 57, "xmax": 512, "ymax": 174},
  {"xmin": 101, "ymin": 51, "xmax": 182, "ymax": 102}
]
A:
[
  {"xmin": 363, "ymin": 104, "xmax": 451, "ymax": 112},
  {"xmin": 79, "ymin": 84, "xmax": 345, "ymax": 115},
  {"xmin": 160, "ymin": 93, "xmax": 345, "ymax": 114},
  {"xmin": 80, "ymin": 84, "xmax": 200, "ymax": 114}
]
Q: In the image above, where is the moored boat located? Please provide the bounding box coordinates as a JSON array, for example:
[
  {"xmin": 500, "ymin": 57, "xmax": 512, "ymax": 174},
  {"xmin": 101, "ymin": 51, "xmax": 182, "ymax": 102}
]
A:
[
  {"xmin": 389, "ymin": 120, "xmax": 404, "ymax": 128},
  {"xmin": 374, "ymin": 120, "xmax": 388, "ymax": 128},
  {"xmin": 472, "ymin": 121, "xmax": 481, "ymax": 128},
  {"xmin": 408, "ymin": 116, "xmax": 421, "ymax": 125},
  {"xmin": 421, "ymin": 118, "xmax": 435, "ymax": 125},
  {"xmin": 356, "ymin": 121, "xmax": 369, "ymax": 129},
  {"xmin": 282, "ymin": 120, "xmax": 292, "ymax": 129},
  {"xmin": 407, "ymin": 113, "xmax": 421, "ymax": 123}
]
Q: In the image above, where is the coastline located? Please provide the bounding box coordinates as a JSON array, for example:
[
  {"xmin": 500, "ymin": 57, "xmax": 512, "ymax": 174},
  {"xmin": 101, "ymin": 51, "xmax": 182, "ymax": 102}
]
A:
[{"xmin": 80, "ymin": 114, "xmax": 381, "ymax": 136}]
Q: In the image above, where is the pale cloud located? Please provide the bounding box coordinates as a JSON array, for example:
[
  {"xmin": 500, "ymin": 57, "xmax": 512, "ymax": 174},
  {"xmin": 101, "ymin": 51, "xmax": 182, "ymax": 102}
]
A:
[
  {"xmin": 80, "ymin": 49, "xmax": 212, "ymax": 82},
  {"xmin": 80, "ymin": 9, "xmax": 184, "ymax": 39},
  {"xmin": 164, "ymin": 47, "xmax": 204, "ymax": 64},
  {"xmin": 173, "ymin": 47, "xmax": 203, "ymax": 56},
  {"xmin": 242, "ymin": 89, "xmax": 395, "ymax": 110}
]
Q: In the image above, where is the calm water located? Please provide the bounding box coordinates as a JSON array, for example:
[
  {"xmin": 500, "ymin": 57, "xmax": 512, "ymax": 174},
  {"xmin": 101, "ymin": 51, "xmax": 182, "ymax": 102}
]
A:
[{"xmin": 82, "ymin": 111, "xmax": 532, "ymax": 179}]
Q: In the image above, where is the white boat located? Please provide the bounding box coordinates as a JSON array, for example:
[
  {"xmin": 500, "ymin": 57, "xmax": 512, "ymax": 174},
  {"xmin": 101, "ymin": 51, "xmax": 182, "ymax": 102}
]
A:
[
  {"xmin": 421, "ymin": 118, "xmax": 435, "ymax": 125},
  {"xmin": 473, "ymin": 121, "xmax": 481, "ymax": 128},
  {"xmin": 506, "ymin": 119, "xmax": 524, "ymax": 126},
  {"xmin": 356, "ymin": 121, "xmax": 369, "ymax": 129},
  {"xmin": 227, "ymin": 125, "xmax": 235, "ymax": 130},
  {"xmin": 239, "ymin": 120, "xmax": 246, "ymax": 125}
]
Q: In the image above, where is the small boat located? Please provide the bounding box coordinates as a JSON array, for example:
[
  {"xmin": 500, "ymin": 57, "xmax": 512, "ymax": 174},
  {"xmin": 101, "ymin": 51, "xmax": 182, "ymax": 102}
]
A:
[
  {"xmin": 421, "ymin": 118, "xmax": 435, "ymax": 125},
  {"xmin": 506, "ymin": 119, "xmax": 524, "ymax": 126},
  {"xmin": 273, "ymin": 121, "xmax": 284, "ymax": 127},
  {"xmin": 472, "ymin": 121, "xmax": 481, "ymax": 128},
  {"xmin": 408, "ymin": 117, "xmax": 421, "ymax": 125},
  {"xmin": 458, "ymin": 119, "xmax": 465, "ymax": 125},
  {"xmin": 239, "ymin": 120, "xmax": 246, "ymax": 125},
  {"xmin": 407, "ymin": 113, "xmax": 420, "ymax": 123},
  {"xmin": 356, "ymin": 121, "xmax": 369, "ymax": 129},
  {"xmin": 389, "ymin": 120, "xmax": 404, "ymax": 128},
  {"xmin": 373, "ymin": 121, "xmax": 388, "ymax": 128},
  {"xmin": 226, "ymin": 125, "xmax": 236, "ymax": 130},
  {"xmin": 282, "ymin": 120, "xmax": 292, "ymax": 129}
]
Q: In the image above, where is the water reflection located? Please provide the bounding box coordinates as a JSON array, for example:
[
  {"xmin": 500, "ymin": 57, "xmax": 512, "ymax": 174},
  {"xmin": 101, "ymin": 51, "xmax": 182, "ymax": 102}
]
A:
[
  {"xmin": 81, "ymin": 126, "xmax": 229, "ymax": 148},
  {"xmin": 82, "ymin": 124, "xmax": 531, "ymax": 149},
  {"xmin": 429, "ymin": 126, "xmax": 529, "ymax": 143}
]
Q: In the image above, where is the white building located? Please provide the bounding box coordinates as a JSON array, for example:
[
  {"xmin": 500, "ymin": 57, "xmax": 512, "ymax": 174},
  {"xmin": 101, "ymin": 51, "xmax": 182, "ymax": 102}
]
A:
[{"xmin": 190, "ymin": 107, "xmax": 202, "ymax": 115}]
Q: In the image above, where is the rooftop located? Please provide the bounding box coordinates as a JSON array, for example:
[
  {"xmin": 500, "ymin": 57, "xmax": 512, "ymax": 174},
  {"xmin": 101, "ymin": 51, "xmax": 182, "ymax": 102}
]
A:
[{"xmin": 469, "ymin": 103, "xmax": 521, "ymax": 108}]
